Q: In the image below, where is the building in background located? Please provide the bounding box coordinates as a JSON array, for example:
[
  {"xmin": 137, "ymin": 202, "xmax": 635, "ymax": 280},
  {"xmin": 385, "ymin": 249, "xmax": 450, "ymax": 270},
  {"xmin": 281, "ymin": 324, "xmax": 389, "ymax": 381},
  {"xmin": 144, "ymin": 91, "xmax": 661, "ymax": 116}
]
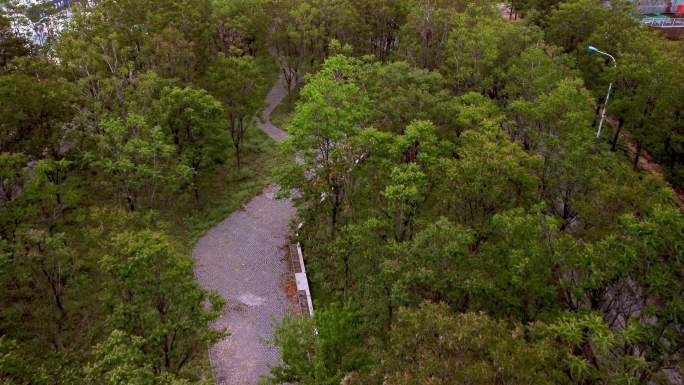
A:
[
  {"xmin": 51, "ymin": 0, "xmax": 70, "ymax": 8},
  {"xmin": 631, "ymin": 0, "xmax": 684, "ymax": 38},
  {"xmin": 2, "ymin": 0, "xmax": 75, "ymax": 45},
  {"xmin": 633, "ymin": 0, "xmax": 684, "ymax": 15},
  {"xmin": 33, "ymin": 0, "xmax": 73, "ymax": 45}
]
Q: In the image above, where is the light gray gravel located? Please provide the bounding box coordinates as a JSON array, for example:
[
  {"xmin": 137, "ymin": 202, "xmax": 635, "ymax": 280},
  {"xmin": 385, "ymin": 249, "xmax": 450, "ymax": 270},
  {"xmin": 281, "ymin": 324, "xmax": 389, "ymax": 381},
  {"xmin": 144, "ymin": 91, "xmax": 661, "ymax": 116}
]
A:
[
  {"xmin": 193, "ymin": 77, "xmax": 296, "ymax": 385},
  {"xmin": 260, "ymin": 77, "xmax": 290, "ymax": 142}
]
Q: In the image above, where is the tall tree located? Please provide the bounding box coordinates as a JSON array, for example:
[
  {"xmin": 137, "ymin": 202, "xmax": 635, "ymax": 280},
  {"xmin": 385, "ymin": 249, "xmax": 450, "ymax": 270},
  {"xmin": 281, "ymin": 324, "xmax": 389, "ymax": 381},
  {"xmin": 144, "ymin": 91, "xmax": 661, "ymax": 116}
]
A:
[
  {"xmin": 0, "ymin": 13, "xmax": 31, "ymax": 68},
  {"xmin": 101, "ymin": 229, "xmax": 224, "ymax": 374},
  {"xmin": 90, "ymin": 114, "xmax": 176, "ymax": 211},
  {"xmin": 160, "ymin": 86, "xmax": 227, "ymax": 202},
  {"xmin": 280, "ymin": 55, "xmax": 370, "ymax": 232},
  {"xmin": 364, "ymin": 303, "xmax": 562, "ymax": 385},
  {"xmin": 205, "ymin": 53, "xmax": 266, "ymax": 169},
  {"xmin": 0, "ymin": 71, "xmax": 76, "ymax": 158},
  {"xmin": 437, "ymin": 124, "xmax": 542, "ymax": 233},
  {"xmin": 543, "ymin": 0, "xmax": 608, "ymax": 53},
  {"xmin": 442, "ymin": 9, "xmax": 540, "ymax": 96},
  {"xmin": 213, "ymin": 0, "xmax": 271, "ymax": 56},
  {"xmin": 268, "ymin": 303, "xmax": 369, "ymax": 385},
  {"xmin": 359, "ymin": 60, "xmax": 452, "ymax": 134},
  {"xmin": 397, "ymin": 0, "xmax": 468, "ymax": 69}
]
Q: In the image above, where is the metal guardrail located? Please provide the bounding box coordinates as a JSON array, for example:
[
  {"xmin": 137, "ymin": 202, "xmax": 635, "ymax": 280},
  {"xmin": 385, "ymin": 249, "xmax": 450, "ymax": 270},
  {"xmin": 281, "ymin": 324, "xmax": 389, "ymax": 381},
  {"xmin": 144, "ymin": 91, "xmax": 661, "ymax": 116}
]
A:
[
  {"xmin": 289, "ymin": 222, "xmax": 313, "ymax": 317},
  {"xmin": 294, "ymin": 242, "xmax": 314, "ymax": 317},
  {"xmin": 642, "ymin": 16, "xmax": 684, "ymax": 27}
]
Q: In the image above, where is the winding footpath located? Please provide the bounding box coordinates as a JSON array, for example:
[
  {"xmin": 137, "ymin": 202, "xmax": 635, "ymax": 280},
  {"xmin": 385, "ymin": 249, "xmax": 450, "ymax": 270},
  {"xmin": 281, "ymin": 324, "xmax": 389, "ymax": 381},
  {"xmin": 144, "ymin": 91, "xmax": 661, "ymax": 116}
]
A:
[{"xmin": 193, "ymin": 78, "xmax": 295, "ymax": 385}]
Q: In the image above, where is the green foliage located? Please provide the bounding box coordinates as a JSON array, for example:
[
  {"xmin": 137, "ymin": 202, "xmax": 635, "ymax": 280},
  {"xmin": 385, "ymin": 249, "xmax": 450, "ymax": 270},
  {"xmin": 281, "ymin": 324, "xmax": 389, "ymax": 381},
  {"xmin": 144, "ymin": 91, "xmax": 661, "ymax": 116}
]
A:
[
  {"xmin": 359, "ymin": 60, "xmax": 452, "ymax": 134},
  {"xmin": 480, "ymin": 208, "xmax": 562, "ymax": 321},
  {"xmin": 287, "ymin": 55, "xmax": 370, "ymax": 150},
  {"xmin": 505, "ymin": 44, "xmax": 573, "ymax": 102},
  {"xmin": 384, "ymin": 163, "xmax": 427, "ymax": 241},
  {"xmin": 544, "ymin": 0, "xmax": 608, "ymax": 53},
  {"xmin": 279, "ymin": 55, "xmax": 371, "ymax": 231},
  {"xmin": 160, "ymin": 86, "xmax": 228, "ymax": 200},
  {"xmin": 0, "ymin": 0, "xmax": 283, "ymax": 382},
  {"xmin": 101, "ymin": 229, "xmax": 225, "ymax": 374},
  {"xmin": 3, "ymin": 0, "xmax": 684, "ymax": 384},
  {"xmin": 510, "ymin": 78, "xmax": 596, "ymax": 224},
  {"xmin": 84, "ymin": 330, "xmax": 157, "ymax": 385},
  {"xmin": 0, "ymin": 13, "xmax": 31, "ymax": 68},
  {"xmin": 213, "ymin": 0, "xmax": 272, "ymax": 56},
  {"xmin": 271, "ymin": 4, "xmax": 684, "ymax": 380},
  {"xmin": 0, "ymin": 72, "xmax": 76, "ymax": 158},
  {"xmin": 268, "ymin": 303, "xmax": 369, "ymax": 385},
  {"xmin": 90, "ymin": 114, "xmax": 177, "ymax": 211},
  {"xmin": 365, "ymin": 303, "xmax": 563, "ymax": 385},
  {"xmin": 608, "ymin": 30, "xmax": 682, "ymax": 169},
  {"xmin": 0, "ymin": 151, "xmax": 28, "ymax": 207},
  {"xmin": 205, "ymin": 53, "xmax": 267, "ymax": 168},
  {"xmin": 397, "ymin": 0, "xmax": 469, "ymax": 69},
  {"xmin": 388, "ymin": 219, "xmax": 475, "ymax": 309},
  {"xmin": 437, "ymin": 125, "xmax": 542, "ymax": 232},
  {"xmin": 443, "ymin": 10, "xmax": 541, "ymax": 96},
  {"xmin": 58, "ymin": 0, "xmax": 214, "ymax": 82}
]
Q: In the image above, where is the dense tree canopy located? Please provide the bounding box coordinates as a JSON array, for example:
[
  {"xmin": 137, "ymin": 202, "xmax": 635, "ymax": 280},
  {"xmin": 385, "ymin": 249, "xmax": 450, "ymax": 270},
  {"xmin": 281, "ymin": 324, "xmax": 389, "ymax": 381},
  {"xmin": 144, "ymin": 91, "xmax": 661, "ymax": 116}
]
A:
[
  {"xmin": 1, "ymin": 0, "xmax": 684, "ymax": 384},
  {"xmin": 267, "ymin": 1, "xmax": 684, "ymax": 385},
  {"xmin": 0, "ymin": 0, "xmax": 274, "ymax": 383}
]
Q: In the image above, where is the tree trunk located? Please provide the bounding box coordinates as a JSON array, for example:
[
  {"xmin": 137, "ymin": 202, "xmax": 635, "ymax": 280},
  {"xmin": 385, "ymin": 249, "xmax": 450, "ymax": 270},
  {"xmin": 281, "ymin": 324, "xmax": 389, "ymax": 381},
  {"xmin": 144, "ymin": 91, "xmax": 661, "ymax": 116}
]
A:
[
  {"xmin": 591, "ymin": 100, "xmax": 602, "ymax": 128},
  {"xmin": 611, "ymin": 117, "xmax": 624, "ymax": 152},
  {"xmin": 394, "ymin": 211, "xmax": 404, "ymax": 242},
  {"xmin": 231, "ymin": 117, "xmax": 245, "ymax": 170},
  {"xmin": 193, "ymin": 171, "xmax": 200, "ymax": 205},
  {"xmin": 235, "ymin": 144, "xmax": 241, "ymax": 169},
  {"xmin": 385, "ymin": 286, "xmax": 394, "ymax": 334},
  {"xmin": 282, "ymin": 67, "xmax": 295, "ymax": 112},
  {"xmin": 126, "ymin": 193, "xmax": 135, "ymax": 212},
  {"xmin": 331, "ymin": 189, "xmax": 340, "ymax": 233},
  {"xmin": 634, "ymin": 141, "xmax": 642, "ymax": 170},
  {"xmin": 343, "ymin": 253, "xmax": 350, "ymax": 299},
  {"xmin": 172, "ymin": 128, "xmax": 179, "ymax": 146}
]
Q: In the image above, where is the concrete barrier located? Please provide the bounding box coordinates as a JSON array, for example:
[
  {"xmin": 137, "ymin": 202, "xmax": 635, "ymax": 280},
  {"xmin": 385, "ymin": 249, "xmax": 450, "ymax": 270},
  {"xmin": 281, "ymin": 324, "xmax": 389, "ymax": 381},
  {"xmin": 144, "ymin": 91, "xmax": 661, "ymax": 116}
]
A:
[{"xmin": 289, "ymin": 222, "xmax": 313, "ymax": 317}]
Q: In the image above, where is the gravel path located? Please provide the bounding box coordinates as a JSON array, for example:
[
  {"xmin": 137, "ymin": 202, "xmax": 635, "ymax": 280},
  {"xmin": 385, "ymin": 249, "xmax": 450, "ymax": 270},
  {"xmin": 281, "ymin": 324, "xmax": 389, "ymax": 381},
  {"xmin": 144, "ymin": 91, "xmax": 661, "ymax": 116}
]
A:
[
  {"xmin": 193, "ymin": 77, "xmax": 295, "ymax": 385},
  {"xmin": 260, "ymin": 77, "xmax": 289, "ymax": 142}
]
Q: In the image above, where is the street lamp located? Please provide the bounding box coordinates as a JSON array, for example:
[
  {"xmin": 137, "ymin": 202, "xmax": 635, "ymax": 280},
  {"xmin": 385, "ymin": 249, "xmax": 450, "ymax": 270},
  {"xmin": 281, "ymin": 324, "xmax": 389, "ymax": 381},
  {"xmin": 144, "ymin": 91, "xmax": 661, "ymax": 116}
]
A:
[{"xmin": 588, "ymin": 45, "xmax": 617, "ymax": 139}]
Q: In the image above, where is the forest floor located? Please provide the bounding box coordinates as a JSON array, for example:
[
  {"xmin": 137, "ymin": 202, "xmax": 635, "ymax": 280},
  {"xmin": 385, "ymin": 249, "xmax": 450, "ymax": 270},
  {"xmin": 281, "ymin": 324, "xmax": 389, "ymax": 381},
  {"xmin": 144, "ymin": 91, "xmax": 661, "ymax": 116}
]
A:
[
  {"xmin": 607, "ymin": 120, "xmax": 684, "ymax": 210},
  {"xmin": 192, "ymin": 77, "xmax": 297, "ymax": 385},
  {"xmin": 268, "ymin": 86, "xmax": 299, "ymax": 131},
  {"xmin": 623, "ymin": 132, "xmax": 684, "ymax": 209},
  {"xmin": 182, "ymin": 129, "xmax": 283, "ymax": 244}
]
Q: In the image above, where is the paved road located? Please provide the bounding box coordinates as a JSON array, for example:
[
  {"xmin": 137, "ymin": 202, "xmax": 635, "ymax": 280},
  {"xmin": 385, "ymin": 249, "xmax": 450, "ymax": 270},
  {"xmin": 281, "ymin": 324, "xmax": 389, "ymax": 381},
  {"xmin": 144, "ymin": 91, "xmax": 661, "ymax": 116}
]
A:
[{"xmin": 193, "ymin": 77, "xmax": 295, "ymax": 385}]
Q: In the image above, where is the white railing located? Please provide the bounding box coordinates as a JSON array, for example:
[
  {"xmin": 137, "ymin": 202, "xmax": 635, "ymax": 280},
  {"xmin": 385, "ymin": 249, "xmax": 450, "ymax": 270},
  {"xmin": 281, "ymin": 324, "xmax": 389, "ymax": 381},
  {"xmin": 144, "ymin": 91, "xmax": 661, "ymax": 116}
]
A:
[
  {"xmin": 293, "ymin": 222, "xmax": 314, "ymax": 317},
  {"xmin": 642, "ymin": 17, "xmax": 684, "ymax": 27}
]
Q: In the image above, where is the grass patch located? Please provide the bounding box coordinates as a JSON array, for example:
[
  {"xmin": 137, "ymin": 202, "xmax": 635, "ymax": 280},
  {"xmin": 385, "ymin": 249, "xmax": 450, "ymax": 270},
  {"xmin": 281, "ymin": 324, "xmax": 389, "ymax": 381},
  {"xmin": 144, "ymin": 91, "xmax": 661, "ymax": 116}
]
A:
[
  {"xmin": 172, "ymin": 72, "xmax": 283, "ymax": 382},
  {"xmin": 270, "ymin": 87, "xmax": 300, "ymax": 131},
  {"xmin": 176, "ymin": 58, "xmax": 284, "ymax": 245},
  {"xmin": 59, "ymin": 126, "xmax": 282, "ymax": 384},
  {"xmin": 170, "ymin": 127, "xmax": 283, "ymax": 245},
  {"xmin": 150, "ymin": 117, "xmax": 283, "ymax": 384}
]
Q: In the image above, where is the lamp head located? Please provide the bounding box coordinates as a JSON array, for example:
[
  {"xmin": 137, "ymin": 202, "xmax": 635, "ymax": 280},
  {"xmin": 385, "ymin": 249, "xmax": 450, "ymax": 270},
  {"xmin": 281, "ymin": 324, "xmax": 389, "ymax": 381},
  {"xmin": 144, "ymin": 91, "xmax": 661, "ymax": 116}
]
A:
[{"xmin": 587, "ymin": 45, "xmax": 599, "ymax": 53}]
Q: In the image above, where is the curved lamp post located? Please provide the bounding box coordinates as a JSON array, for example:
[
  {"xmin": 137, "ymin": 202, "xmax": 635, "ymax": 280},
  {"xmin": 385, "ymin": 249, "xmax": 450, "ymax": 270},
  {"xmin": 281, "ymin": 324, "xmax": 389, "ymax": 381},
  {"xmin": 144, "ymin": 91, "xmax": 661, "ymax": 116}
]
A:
[{"xmin": 588, "ymin": 45, "xmax": 617, "ymax": 139}]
